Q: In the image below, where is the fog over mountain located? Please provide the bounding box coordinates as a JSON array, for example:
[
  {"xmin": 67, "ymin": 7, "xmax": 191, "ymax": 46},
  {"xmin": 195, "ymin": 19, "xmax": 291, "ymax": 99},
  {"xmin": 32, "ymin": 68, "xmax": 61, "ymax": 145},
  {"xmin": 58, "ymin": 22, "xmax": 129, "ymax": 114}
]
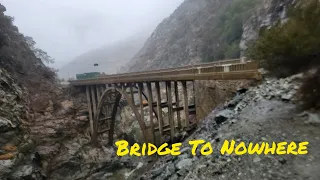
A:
[
  {"xmin": 58, "ymin": 31, "xmax": 150, "ymax": 79},
  {"xmin": 1, "ymin": 0, "xmax": 184, "ymax": 72}
]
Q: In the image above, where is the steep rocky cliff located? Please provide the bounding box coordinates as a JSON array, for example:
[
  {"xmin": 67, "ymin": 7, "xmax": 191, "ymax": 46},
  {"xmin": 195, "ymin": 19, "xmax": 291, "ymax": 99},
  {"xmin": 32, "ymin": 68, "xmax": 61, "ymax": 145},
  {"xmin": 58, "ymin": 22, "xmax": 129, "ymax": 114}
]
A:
[
  {"xmin": 0, "ymin": 3, "xmax": 58, "ymax": 179},
  {"xmin": 240, "ymin": 0, "xmax": 293, "ymax": 56},
  {"xmin": 124, "ymin": 0, "xmax": 294, "ymax": 72},
  {"xmin": 124, "ymin": 0, "xmax": 232, "ymax": 72}
]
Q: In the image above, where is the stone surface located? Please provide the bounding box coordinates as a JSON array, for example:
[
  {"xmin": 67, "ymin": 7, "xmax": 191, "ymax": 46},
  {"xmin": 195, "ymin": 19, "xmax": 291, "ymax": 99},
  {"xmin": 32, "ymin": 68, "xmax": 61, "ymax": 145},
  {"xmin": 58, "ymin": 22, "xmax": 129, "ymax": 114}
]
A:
[
  {"xmin": 215, "ymin": 109, "xmax": 234, "ymax": 125},
  {"xmin": 175, "ymin": 158, "xmax": 193, "ymax": 170}
]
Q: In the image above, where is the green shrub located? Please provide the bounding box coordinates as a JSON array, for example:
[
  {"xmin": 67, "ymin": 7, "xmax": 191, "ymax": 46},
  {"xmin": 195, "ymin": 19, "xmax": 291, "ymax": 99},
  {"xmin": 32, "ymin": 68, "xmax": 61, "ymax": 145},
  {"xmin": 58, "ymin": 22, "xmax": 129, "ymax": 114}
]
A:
[
  {"xmin": 298, "ymin": 68, "xmax": 320, "ymax": 110},
  {"xmin": 248, "ymin": 0, "xmax": 320, "ymax": 77},
  {"xmin": 201, "ymin": 0, "xmax": 259, "ymax": 62}
]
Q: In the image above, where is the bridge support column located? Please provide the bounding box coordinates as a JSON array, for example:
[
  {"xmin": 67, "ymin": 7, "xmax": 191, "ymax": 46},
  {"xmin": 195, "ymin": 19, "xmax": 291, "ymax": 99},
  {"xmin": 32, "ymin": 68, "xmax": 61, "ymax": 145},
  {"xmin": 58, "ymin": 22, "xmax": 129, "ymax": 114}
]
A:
[
  {"xmin": 130, "ymin": 85, "xmax": 135, "ymax": 106},
  {"xmin": 192, "ymin": 81, "xmax": 198, "ymax": 124},
  {"xmin": 166, "ymin": 81, "xmax": 175, "ymax": 142},
  {"xmin": 174, "ymin": 81, "xmax": 182, "ymax": 129},
  {"xmin": 146, "ymin": 82, "xmax": 156, "ymax": 144},
  {"xmin": 155, "ymin": 81, "xmax": 164, "ymax": 144},
  {"xmin": 90, "ymin": 86, "xmax": 98, "ymax": 145},
  {"xmin": 96, "ymin": 85, "xmax": 100, "ymax": 99},
  {"xmin": 86, "ymin": 86, "xmax": 95, "ymax": 143},
  {"xmin": 182, "ymin": 81, "xmax": 189, "ymax": 128},
  {"xmin": 137, "ymin": 83, "xmax": 144, "ymax": 128},
  {"xmin": 108, "ymin": 92, "xmax": 121, "ymax": 146}
]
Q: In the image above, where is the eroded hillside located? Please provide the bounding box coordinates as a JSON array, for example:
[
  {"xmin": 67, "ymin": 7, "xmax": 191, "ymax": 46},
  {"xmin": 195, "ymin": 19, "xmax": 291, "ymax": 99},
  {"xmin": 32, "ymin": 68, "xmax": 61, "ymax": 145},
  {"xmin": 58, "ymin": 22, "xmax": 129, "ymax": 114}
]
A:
[{"xmin": 124, "ymin": 0, "xmax": 292, "ymax": 72}]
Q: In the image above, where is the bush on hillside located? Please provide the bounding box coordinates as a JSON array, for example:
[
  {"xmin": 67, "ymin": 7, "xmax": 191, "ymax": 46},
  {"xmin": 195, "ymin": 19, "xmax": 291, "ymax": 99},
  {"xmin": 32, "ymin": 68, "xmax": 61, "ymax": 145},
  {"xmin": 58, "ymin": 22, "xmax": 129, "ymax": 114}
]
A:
[
  {"xmin": 298, "ymin": 68, "xmax": 320, "ymax": 110},
  {"xmin": 248, "ymin": 0, "xmax": 320, "ymax": 110},
  {"xmin": 248, "ymin": 0, "xmax": 320, "ymax": 78}
]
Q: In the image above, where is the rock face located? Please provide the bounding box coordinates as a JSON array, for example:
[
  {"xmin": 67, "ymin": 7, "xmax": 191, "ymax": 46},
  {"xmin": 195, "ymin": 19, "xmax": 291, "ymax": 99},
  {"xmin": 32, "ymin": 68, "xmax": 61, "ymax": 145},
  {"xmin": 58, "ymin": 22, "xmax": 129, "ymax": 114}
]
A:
[
  {"xmin": 195, "ymin": 79, "xmax": 255, "ymax": 120},
  {"xmin": 0, "ymin": 68, "xmax": 44, "ymax": 179},
  {"xmin": 240, "ymin": 0, "xmax": 294, "ymax": 56},
  {"xmin": 124, "ymin": 0, "xmax": 295, "ymax": 72},
  {"xmin": 125, "ymin": 0, "xmax": 233, "ymax": 72},
  {"xmin": 0, "ymin": 69, "xmax": 25, "ymax": 135}
]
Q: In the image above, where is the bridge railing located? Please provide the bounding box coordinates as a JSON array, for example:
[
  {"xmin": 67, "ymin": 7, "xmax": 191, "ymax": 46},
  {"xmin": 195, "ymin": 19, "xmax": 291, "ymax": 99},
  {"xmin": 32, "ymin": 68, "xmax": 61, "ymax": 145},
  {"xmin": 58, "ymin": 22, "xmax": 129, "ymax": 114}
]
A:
[
  {"xmin": 98, "ymin": 59, "xmax": 243, "ymax": 78},
  {"xmin": 118, "ymin": 61, "xmax": 256, "ymax": 79},
  {"xmin": 69, "ymin": 60, "xmax": 259, "ymax": 84}
]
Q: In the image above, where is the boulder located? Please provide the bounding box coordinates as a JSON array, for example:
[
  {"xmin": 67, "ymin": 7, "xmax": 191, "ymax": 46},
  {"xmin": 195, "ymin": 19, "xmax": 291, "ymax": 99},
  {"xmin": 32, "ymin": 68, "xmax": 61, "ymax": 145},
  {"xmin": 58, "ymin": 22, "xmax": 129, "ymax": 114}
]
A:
[
  {"xmin": 215, "ymin": 109, "xmax": 234, "ymax": 125},
  {"xmin": 11, "ymin": 165, "xmax": 34, "ymax": 179},
  {"xmin": 175, "ymin": 158, "xmax": 193, "ymax": 170},
  {"xmin": 151, "ymin": 166, "xmax": 165, "ymax": 178},
  {"xmin": 0, "ymin": 116, "xmax": 16, "ymax": 132},
  {"xmin": 0, "ymin": 159, "xmax": 15, "ymax": 177},
  {"xmin": 61, "ymin": 100, "xmax": 73, "ymax": 111},
  {"xmin": 305, "ymin": 112, "xmax": 320, "ymax": 125}
]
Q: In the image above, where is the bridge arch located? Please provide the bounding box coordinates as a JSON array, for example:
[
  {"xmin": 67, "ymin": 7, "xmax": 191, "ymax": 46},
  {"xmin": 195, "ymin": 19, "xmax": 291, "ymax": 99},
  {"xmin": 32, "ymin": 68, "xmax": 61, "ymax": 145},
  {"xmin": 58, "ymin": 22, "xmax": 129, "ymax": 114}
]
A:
[{"xmin": 94, "ymin": 87, "xmax": 148, "ymax": 146}]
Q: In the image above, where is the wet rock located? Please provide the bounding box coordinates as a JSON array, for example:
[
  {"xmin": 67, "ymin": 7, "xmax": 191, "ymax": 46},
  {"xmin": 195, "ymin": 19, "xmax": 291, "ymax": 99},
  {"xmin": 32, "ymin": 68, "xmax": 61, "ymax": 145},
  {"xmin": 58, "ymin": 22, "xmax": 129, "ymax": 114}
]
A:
[
  {"xmin": 169, "ymin": 173, "xmax": 179, "ymax": 180},
  {"xmin": 166, "ymin": 163, "xmax": 176, "ymax": 174},
  {"xmin": 0, "ymin": 116, "xmax": 16, "ymax": 132},
  {"xmin": 158, "ymin": 163, "xmax": 176, "ymax": 179},
  {"xmin": 177, "ymin": 168, "xmax": 189, "ymax": 176},
  {"xmin": 175, "ymin": 158, "xmax": 193, "ymax": 170},
  {"xmin": 304, "ymin": 112, "xmax": 320, "ymax": 125},
  {"xmin": 253, "ymin": 156, "xmax": 261, "ymax": 163},
  {"xmin": 102, "ymin": 173, "xmax": 114, "ymax": 178},
  {"xmin": 180, "ymin": 147, "xmax": 191, "ymax": 154},
  {"xmin": 11, "ymin": 165, "xmax": 34, "ymax": 179},
  {"xmin": 226, "ymin": 94, "xmax": 244, "ymax": 108},
  {"xmin": 119, "ymin": 156, "xmax": 131, "ymax": 165},
  {"xmin": 76, "ymin": 116, "xmax": 88, "ymax": 121},
  {"xmin": 0, "ymin": 159, "xmax": 15, "ymax": 176},
  {"xmin": 151, "ymin": 166, "xmax": 165, "ymax": 178},
  {"xmin": 237, "ymin": 88, "xmax": 248, "ymax": 94},
  {"xmin": 281, "ymin": 90, "xmax": 296, "ymax": 101},
  {"xmin": 177, "ymin": 154, "xmax": 189, "ymax": 161},
  {"xmin": 90, "ymin": 172, "xmax": 105, "ymax": 179},
  {"xmin": 215, "ymin": 109, "xmax": 234, "ymax": 125},
  {"xmin": 196, "ymin": 164, "xmax": 207, "ymax": 173},
  {"xmin": 198, "ymin": 162, "xmax": 223, "ymax": 175},
  {"xmin": 278, "ymin": 157, "xmax": 287, "ymax": 165}
]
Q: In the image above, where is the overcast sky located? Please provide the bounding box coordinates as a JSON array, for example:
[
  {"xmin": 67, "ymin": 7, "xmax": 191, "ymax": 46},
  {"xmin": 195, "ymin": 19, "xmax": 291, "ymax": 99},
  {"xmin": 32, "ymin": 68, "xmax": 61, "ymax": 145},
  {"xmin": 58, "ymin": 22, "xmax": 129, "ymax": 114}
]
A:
[{"xmin": 2, "ymin": 0, "xmax": 183, "ymax": 68}]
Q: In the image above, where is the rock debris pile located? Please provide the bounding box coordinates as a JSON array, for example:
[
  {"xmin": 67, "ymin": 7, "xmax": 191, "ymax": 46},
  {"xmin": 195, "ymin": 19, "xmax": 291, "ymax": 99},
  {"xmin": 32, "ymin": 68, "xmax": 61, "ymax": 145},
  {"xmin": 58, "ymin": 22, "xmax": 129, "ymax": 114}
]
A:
[{"xmin": 138, "ymin": 73, "xmax": 320, "ymax": 180}]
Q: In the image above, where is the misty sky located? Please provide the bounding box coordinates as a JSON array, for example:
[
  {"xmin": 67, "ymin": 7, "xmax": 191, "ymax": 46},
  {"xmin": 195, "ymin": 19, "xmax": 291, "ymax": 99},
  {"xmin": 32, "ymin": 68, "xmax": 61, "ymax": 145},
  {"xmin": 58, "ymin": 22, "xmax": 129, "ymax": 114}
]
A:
[{"xmin": 2, "ymin": 0, "xmax": 183, "ymax": 68}]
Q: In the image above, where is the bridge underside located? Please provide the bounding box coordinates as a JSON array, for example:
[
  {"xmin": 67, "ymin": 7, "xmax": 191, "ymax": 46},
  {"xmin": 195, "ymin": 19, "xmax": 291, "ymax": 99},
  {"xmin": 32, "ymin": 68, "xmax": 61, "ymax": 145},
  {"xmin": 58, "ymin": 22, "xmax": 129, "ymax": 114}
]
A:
[{"xmin": 84, "ymin": 81, "xmax": 196, "ymax": 146}]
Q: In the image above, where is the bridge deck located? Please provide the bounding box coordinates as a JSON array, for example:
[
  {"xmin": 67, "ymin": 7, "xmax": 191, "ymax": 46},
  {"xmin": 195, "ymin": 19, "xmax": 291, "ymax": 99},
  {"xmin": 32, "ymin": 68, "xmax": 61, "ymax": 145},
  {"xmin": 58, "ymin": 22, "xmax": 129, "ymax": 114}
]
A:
[{"xmin": 69, "ymin": 59, "xmax": 261, "ymax": 86}]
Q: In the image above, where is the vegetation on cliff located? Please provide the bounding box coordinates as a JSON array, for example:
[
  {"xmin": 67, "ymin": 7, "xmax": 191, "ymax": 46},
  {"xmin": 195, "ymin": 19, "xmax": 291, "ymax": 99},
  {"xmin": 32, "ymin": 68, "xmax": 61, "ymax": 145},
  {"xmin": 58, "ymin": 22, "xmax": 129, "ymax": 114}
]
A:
[
  {"xmin": 248, "ymin": 0, "xmax": 320, "ymax": 109},
  {"xmin": 0, "ymin": 4, "xmax": 56, "ymax": 87},
  {"xmin": 0, "ymin": 3, "xmax": 59, "ymax": 115},
  {"xmin": 202, "ymin": 0, "xmax": 259, "ymax": 62}
]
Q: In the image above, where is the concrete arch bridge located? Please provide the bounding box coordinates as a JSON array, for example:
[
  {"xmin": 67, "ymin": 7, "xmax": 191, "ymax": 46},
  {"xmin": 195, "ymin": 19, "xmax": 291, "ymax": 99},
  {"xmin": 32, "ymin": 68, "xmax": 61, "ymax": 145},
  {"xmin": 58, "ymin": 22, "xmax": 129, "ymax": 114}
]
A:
[{"xmin": 69, "ymin": 59, "xmax": 262, "ymax": 146}]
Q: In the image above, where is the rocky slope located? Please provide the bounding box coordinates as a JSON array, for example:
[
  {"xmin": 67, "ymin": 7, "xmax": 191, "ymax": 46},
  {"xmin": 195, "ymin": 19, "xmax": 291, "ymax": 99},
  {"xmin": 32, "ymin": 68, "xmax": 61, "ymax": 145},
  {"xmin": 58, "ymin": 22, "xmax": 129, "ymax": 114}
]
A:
[
  {"xmin": 136, "ymin": 73, "xmax": 320, "ymax": 180},
  {"xmin": 124, "ymin": 0, "xmax": 294, "ymax": 72},
  {"xmin": 124, "ymin": 0, "xmax": 233, "ymax": 72},
  {"xmin": 0, "ymin": 3, "xmax": 60, "ymax": 179},
  {"xmin": 0, "ymin": 3, "xmax": 101, "ymax": 179}
]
